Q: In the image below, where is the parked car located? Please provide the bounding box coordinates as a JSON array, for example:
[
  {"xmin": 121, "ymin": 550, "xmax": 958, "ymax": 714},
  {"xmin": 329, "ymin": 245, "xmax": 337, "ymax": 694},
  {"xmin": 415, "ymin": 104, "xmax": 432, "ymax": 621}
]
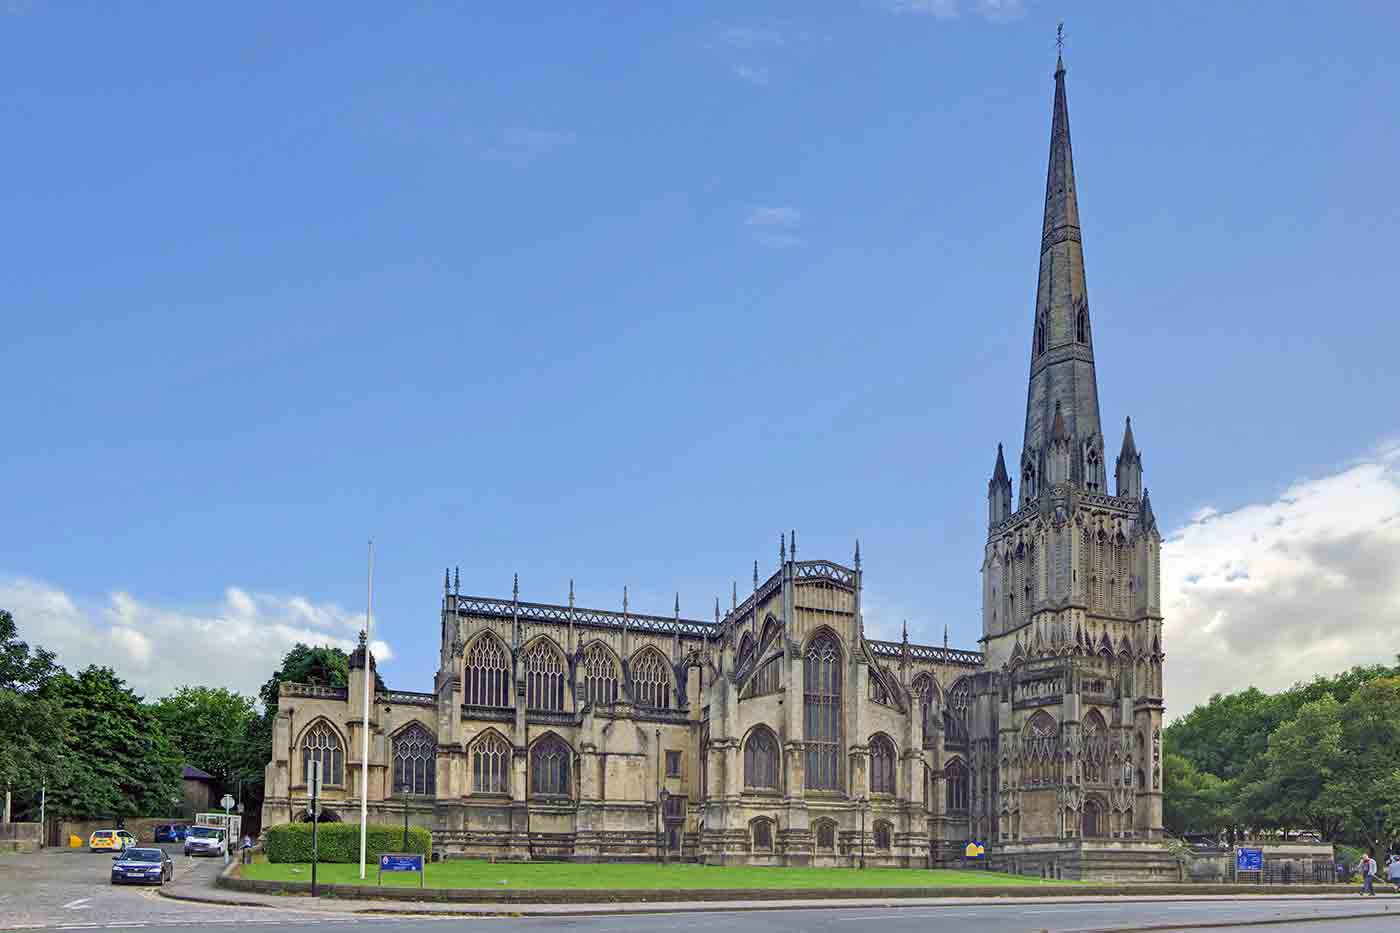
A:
[
  {"xmin": 182, "ymin": 825, "xmax": 226, "ymax": 857},
  {"xmin": 89, "ymin": 830, "xmax": 137, "ymax": 853},
  {"xmin": 153, "ymin": 823, "xmax": 188, "ymax": 843},
  {"xmin": 110, "ymin": 847, "xmax": 174, "ymax": 886}
]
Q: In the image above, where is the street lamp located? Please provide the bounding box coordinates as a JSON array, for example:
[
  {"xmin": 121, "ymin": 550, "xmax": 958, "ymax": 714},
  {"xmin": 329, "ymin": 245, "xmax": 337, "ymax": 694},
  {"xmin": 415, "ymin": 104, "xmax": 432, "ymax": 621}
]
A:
[
  {"xmin": 660, "ymin": 790, "xmax": 670, "ymax": 866},
  {"xmin": 858, "ymin": 795, "xmax": 868, "ymax": 870}
]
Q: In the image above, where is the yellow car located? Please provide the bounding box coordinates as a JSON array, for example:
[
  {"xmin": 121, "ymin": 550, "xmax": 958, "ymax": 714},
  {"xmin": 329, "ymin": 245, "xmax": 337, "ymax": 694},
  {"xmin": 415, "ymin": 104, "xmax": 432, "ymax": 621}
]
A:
[{"xmin": 89, "ymin": 830, "xmax": 137, "ymax": 852}]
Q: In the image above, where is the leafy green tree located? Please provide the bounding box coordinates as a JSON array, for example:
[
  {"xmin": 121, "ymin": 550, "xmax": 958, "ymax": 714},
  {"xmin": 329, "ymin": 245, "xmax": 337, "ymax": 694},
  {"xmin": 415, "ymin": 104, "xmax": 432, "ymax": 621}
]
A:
[
  {"xmin": 1338, "ymin": 677, "xmax": 1400, "ymax": 848},
  {"xmin": 0, "ymin": 609, "xmax": 66, "ymax": 810},
  {"xmin": 43, "ymin": 666, "xmax": 182, "ymax": 820},
  {"xmin": 152, "ymin": 686, "xmax": 260, "ymax": 791},
  {"xmin": 1163, "ymin": 752, "xmax": 1233, "ymax": 836}
]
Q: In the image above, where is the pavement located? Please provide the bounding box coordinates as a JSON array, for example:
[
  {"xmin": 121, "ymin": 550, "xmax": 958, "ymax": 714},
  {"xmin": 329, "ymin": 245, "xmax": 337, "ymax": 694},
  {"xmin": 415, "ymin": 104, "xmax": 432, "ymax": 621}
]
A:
[{"xmin": 2, "ymin": 844, "xmax": 1398, "ymax": 932}]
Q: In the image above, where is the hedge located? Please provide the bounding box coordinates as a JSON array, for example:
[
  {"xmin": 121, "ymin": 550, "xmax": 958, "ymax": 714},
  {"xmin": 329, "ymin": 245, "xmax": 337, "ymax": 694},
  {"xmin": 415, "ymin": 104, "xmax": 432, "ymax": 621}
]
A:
[{"xmin": 264, "ymin": 823, "xmax": 431, "ymax": 863}]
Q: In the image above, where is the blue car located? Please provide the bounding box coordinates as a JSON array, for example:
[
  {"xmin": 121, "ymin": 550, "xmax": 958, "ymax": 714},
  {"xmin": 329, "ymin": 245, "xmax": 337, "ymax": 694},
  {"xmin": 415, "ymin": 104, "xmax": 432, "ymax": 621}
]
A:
[
  {"xmin": 153, "ymin": 823, "xmax": 188, "ymax": 843},
  {"xmin": 111, "ymin": 847, "xmax": 174, "ymax": 886}
]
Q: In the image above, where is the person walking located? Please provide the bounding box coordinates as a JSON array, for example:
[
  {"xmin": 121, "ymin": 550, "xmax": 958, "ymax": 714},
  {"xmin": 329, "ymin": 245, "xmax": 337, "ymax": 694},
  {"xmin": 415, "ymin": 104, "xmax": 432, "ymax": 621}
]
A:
[
  {"xmin": 1358, "ymin": 851, "xmax": 1377, "ymax": 896},
  {"xmin": 1386, "ymin": 853, "xmax": 1400, "ymax": 893},
  {"xmin": 241, "ymin": 834, "xmax": 253, "ymax": 865}
]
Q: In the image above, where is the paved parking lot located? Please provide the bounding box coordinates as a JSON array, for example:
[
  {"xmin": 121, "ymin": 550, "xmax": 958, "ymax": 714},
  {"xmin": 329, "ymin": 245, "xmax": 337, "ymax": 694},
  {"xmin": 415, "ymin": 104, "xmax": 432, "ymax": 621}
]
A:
[{"xmin": 0, "ymin": 843, "xmax": 366, "ymax": 929}]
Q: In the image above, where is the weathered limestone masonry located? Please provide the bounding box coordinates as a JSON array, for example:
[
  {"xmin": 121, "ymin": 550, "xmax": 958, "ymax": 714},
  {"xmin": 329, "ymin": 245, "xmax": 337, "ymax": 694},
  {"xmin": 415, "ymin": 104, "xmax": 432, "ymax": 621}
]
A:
[{"xmin": 261, "ymin": 53, "xmax": 1170, "ymax": 880}]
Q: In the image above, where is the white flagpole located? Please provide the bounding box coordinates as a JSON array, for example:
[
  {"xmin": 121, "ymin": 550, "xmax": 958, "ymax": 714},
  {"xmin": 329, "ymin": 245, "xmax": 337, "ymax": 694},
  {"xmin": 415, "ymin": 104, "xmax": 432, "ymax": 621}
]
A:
[{"xmin": 359, "ymin": 540, "xmax": 373, "ymax": 880}]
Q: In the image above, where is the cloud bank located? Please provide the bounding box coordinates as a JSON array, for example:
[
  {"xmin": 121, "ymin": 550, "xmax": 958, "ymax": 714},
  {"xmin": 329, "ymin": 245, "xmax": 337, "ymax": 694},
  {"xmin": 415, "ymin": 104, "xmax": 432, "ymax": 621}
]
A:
[
  {"xmin": 0, "ymin": 579, "xmax": 392, "ymax": 702},
  {"xmin": 1162, "ymin": 443, "xmax": 1400, "ymax": 717}
]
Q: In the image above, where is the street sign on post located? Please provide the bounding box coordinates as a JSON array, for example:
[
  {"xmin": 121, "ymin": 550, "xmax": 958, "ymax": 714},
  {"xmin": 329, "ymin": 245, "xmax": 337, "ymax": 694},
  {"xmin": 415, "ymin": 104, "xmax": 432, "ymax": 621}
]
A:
[
  {"xmin": 1236, "ymin": 847, "xmax": 1263, "ymax": 872},
  {"xmin": 378, "ymin": 852, "xmax": 425, "ymax": 887}
]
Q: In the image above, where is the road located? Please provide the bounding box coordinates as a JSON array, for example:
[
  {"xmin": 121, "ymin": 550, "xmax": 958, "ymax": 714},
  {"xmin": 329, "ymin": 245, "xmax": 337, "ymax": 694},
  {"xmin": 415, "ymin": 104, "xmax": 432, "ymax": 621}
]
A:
[{"xmin": 1, "ymin": 845, "xmax": 1396, "ymax": 932}]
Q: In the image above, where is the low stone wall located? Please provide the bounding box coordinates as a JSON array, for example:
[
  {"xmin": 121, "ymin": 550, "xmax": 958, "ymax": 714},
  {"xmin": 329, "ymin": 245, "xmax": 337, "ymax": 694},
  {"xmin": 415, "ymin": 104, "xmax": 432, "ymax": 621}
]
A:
[
  {"xmin": 59, "ymin": 817, "xmax": 188, "ymax": 846},
  {"xmin": 217, "ymin": 873, "xmax": 1375, "ymax": 903},
  {"xmin": 1185, "ymin": 844, "xmax": 1335, "ymax": 884},
  {"xmin": 0, "ymin": 821, "xmax": 43, "ymax": 853}
]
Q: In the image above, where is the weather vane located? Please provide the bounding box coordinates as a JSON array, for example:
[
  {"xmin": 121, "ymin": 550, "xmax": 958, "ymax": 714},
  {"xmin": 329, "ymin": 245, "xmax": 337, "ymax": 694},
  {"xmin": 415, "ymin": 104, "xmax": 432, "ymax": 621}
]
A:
[{"xmin": 1056, "ymin": 21, "xmax": 1064, "ymax": 54}]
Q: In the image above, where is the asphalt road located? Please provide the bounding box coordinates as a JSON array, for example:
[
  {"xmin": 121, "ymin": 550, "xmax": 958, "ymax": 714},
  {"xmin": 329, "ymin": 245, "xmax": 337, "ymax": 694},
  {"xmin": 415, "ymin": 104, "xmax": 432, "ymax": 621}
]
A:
[{"xmin": 2, "ymin": 846, "xmax": 1397, "ymax": 933}]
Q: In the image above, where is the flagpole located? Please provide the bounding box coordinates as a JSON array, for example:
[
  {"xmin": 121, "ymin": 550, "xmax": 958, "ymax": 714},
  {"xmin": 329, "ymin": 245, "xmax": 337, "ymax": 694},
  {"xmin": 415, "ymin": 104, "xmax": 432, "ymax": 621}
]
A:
[{"xmin": 359, "ymin": 540, "xmax": 373, "ymax": 880}]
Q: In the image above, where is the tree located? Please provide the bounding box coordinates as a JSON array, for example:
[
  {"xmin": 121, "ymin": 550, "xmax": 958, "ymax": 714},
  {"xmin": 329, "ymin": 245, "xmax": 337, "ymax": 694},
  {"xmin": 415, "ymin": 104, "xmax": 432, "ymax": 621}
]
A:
[
  {"xmin": 1163, "ymin": 752, "xmax": 1232, "ymax": 837},
  {"xmin": 153, "ymin": 686, "xmax": 260, "ymax": 791},
  {"xmin": 0, "ymin": 609, "xmax": 66, "ymax": 810},
  {"xmin": 42, "ymin": 666, "xmax": 182, "ymax": 820},
  {"xmin": 1237, "ymin": 696, "xmax": 1350, "ymax": 840},
  {"xmin": 1338, "ymin": 677, "xmax": 1400, "ymax": 849}
]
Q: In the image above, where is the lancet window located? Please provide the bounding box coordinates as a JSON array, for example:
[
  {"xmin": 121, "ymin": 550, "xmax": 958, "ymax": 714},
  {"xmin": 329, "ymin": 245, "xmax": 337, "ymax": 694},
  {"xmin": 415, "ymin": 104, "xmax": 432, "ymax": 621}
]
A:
[
  {"xmin": 742, "ymin": 655, "xmax": 781, "ymax": 699},
  {"xmin": 944, "ymin": 677, "xmax": 971, "ymax": 744},
  {"xmin": 744, "ymin": 726, "xmax": 780, "ymax": 790},
  {"xmin": 581, "ymin": 643, "xmax": 620, "ymax": 707},
  {"xmin": 300, "ymin": 721, "xmax": 344, "ymax": 787},
  {"xmin": 530, "ymin": 734, "xmax": 571, "ymax": 797},
  {"xmin": 1022, "ymin": 711, "xmax": 1059, "ymax": 787},
  {"xmin": 913, "ymin": 674, "xmax": 941, "ymax": 745},
  {"xmin": 868, "ymin": 671, "xmax": 893, "ymax": 707},
  {"xmin": 814, "ymin": 819, "xmax": 836, "ymax": 852},
  {"xmin": 945, "ymin": 758, "xmax": 969, "ymax": 812},
  {"xmin": 1082, "ymin": 711, "xmax": 1109, "ymax": 785},
  {"xmin": 631, "ymin": 648, "xmax": 672, "ymax": 709},
  {"xmin": 803, "ymin": 632, "xmax": 842, "ymax": 791},
  {"xmin": 750, "ymin": 817, "xmax": 774, "ymax": 853},
  {"xmin": 471, "ymin": 731, "xmax": 511, "ymax": 795},
  {"xmin": 523, "ymin": 640, "xmax": 566, "ymax": 712},
  {"xmin": 464, "ymin": 634, "xmax": 511, "ymax": 708},
  {"xmin": 392, "ymin": 723, "xmax": 436, "ymax": 796},
  {"xmin": 874, "ymin": 820, "xmax": 892, "ymax": 851},
  {"xmin": 870, "ymin": 734, "xmax": 896, "ymax": 795}
]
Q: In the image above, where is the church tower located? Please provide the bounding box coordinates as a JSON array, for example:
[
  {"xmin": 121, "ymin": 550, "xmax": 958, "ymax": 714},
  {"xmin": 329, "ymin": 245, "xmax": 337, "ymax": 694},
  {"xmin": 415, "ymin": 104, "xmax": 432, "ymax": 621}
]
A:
[{"xmin": 978, "ymin": 46, "xmax": 1166, "ymax": 853}]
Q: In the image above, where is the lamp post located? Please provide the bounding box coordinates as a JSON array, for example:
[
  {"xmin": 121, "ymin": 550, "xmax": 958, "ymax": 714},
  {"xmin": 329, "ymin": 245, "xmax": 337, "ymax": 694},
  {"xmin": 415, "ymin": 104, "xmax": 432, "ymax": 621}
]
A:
[
  {"xmin": 655, "ymin": 729, "xmax": 662, "ymax": 865},
  {"xmin": 659, "ymin": 790, "xmax": 670, "ymax": 866}
]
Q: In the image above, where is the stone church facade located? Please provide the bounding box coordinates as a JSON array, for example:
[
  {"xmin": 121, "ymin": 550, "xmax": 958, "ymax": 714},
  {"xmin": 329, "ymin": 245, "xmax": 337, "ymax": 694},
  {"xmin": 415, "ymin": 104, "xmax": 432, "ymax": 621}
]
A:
[{"xmin": 262, "ymin": 54, "xmax": 1171, "ymax": 879}]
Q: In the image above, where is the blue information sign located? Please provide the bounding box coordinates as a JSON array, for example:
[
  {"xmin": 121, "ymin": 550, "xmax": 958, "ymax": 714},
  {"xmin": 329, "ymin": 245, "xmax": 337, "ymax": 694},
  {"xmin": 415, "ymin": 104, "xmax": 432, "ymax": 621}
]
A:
[
  {"xmin": 378, "ymin": 853, "xmax": 425, "ymax": 886},
  {"xmin": 1236, "ymin": 848, "xmax": 1263, "ymax": 872}
]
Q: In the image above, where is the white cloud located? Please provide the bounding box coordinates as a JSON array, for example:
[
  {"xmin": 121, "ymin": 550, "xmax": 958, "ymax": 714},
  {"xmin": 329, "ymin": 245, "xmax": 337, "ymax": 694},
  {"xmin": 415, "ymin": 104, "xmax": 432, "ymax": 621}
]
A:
[
  {"xmin": 0, "ymin": 579, "xmax": 393, "ymax": 702},
  {"xmin": 731, "ymin": 64, "xmax": 771, "ymax": 86},
  {"xmin": 705, "ymin": 22, "xmax": 826, "ymax": 86},
  {"xmin": 975, "ymin": 0, "xmax": 1025, "ymax": 23},
  {"xmin": 1163, "ymin": 444, "xmax": 1400, "ymax": 718},
  {"xmin": 744, "ymin": 206, "xmax": 803, "ymax": 247}
]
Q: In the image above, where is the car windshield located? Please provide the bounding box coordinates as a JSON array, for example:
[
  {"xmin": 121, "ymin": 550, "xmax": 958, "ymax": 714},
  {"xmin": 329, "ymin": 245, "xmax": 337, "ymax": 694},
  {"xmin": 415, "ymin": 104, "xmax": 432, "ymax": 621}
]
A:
[
  {"xmin": 188, "ymin": 826, "xmax": 221, "ymax": 838},
  {"xmin": 94, "ymin": 832, "xmax": 112, "ymax": 838},
  {"xmin": 122, "ymin": 849, "xmax": 162, "ymax": 862}
]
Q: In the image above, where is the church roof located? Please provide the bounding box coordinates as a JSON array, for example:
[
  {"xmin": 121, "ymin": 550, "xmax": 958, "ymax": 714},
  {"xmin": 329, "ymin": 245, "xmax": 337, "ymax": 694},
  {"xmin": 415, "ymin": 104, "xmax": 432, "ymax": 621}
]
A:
[
  {"xmin": 1118, "ymin": 415, "xmax": 1139, "ymax": 462},
  {"xmin": 989, "ymin": 443, "xmax": 1010, "ymax": 487}
]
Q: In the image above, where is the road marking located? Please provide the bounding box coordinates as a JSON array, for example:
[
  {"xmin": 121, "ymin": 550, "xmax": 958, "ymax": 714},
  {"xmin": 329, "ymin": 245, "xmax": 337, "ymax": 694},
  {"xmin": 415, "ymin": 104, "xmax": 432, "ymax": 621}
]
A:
[{"xmin": 60, "ymin": 898, "xmax": 92, "ymax": 910}]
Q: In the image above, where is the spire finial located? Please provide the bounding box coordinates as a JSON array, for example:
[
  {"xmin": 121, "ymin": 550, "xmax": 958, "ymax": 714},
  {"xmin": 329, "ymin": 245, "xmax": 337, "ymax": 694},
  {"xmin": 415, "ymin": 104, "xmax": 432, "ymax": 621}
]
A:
[
  {"xmin": 513, "ymin": 572, "xmax": 519, "ymax": 601},
  {"xmin": 791, "ymin": 529, "xmax": 797, "ymax": 560},
  {"xmin": 902, "ymin": 620, "xmax": 908, "ymax": 643},
  {"xmin": 780, "ymin": 533, "xmax": 786, "ymax": 562},
  {"xmin": 454, "ymin": 566, "xmax": 460, "ymax": 595},
  {"xmin": 715, "ymin": 596, "xmax": 721, "ymax": 624},
  {"xmin": 623, "ymin": 585, "xmax": 629, "ymax": 613},
  {"xmin": 753, "ymin": 560, "xmax": 759, "ymax": 588},
  {"xmin": 944, "ymin": 623, "xmax": 949, "ymax": 651},
  {"xmin": 675, "ymin": 591, "xmax": 680, "ymax": 617},
  {"xmin": 854, "ymin": 538, "xmax": 861, "ymax": 569},
  {"xmin": 445, "ymin": 567, "xmax": 450, "ymax": 594},
  {"xmin": 1056, "ymin": 21, "xmax": 1065, "ymax": 72},
  {"xmin": 732, "ymin": 581, "xmax": 737, "ymax": 610},
  {"xmin": 569, "ymin": 579, "xmax": 575, "ymax": 608}
]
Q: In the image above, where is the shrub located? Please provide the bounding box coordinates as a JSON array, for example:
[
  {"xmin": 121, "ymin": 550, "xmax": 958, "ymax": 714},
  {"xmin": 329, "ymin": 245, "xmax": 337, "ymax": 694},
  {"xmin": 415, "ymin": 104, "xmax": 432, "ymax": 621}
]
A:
[{"xmin": 263, "ymin": 823, "xmax": 431, "ymax": 864}]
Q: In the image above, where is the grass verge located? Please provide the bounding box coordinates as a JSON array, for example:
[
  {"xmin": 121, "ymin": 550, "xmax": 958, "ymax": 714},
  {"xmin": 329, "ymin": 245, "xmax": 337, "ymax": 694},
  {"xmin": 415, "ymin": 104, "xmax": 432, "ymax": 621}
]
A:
[{"xmin": 238, "ymin": 859, "xmax": 1074, "ymax": 890}]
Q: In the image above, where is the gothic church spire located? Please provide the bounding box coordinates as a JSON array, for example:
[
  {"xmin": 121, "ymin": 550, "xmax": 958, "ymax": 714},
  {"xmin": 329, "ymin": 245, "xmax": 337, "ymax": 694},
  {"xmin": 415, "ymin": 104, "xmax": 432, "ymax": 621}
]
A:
[{"xmin": 1022, "ymin": 47, "xmax": 1103, "ymax": 492}]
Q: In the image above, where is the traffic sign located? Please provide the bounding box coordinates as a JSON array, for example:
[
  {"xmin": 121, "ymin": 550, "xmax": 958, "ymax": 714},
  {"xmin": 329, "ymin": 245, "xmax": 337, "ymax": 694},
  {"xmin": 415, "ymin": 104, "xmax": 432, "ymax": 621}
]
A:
[{"xmin": 1236, "ymin": 847, "xmax": 1263, "ymax": 872}]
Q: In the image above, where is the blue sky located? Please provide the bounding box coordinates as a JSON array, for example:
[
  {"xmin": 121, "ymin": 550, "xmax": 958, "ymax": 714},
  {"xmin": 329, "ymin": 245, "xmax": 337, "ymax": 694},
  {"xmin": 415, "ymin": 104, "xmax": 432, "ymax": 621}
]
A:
[{"xmin": 5, "ymin": 2, "xmax": 1400, "ymax": 712}]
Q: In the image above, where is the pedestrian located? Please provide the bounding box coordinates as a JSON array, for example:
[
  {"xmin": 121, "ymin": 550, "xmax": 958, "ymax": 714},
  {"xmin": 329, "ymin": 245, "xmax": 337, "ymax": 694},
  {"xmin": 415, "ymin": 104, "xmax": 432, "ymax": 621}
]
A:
[
  {"xmin": 1387, "ymin": 853, "xmax": 1400, "ymax": 893},
  {"xmin": 1358, "ymin": 851, "xmax": 1376, "ymax": 896},
  {"xmin": 241, "ymin": 834, "xmax": 253, "ymax": 865}
]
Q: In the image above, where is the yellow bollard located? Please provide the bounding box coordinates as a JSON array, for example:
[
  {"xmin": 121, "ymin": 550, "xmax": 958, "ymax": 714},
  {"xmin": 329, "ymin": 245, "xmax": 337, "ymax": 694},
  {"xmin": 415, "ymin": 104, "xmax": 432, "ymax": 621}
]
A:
[{"xmin": 70, "ymin": 834, "xmax": 82, "ymax": 848}]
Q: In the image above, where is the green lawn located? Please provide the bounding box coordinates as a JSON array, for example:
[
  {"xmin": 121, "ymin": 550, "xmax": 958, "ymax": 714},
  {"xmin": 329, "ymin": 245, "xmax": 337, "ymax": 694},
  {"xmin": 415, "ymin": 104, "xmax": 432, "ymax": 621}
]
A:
[{"xmin": 239, "ymin": 859, "xmax": 1074, "ymax": 890}]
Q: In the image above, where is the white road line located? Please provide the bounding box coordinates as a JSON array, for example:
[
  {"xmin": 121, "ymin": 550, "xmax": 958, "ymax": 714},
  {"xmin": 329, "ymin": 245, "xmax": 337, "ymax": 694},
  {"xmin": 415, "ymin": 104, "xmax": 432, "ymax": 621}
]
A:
[{"xmin": 60, "ymin": 898, "xmax": 92, "ymax": 910}]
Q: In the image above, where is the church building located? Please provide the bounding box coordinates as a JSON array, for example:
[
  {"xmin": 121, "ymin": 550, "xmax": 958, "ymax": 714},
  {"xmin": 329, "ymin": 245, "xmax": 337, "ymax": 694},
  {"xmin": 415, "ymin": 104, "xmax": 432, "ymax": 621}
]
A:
[{"xmin": 262, "ymin": 52, "xmax": 1171, "ymax": 880}]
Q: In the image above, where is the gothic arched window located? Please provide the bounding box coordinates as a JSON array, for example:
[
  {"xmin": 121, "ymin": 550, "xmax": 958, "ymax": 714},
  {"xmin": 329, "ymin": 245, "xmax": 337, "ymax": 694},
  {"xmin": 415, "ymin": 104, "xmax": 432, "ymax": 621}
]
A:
[
  {"xmin": 804, "ymin": 632, "xmax": 842, "ymax": 791},
  {"xmin": 464, "ymin": 633, "xmax": 511, "ymax": 708},
  {"xmin": 744, "ymin": 726, "xmax": 780, "ymax": 790},
  {"xmin": 301, "ymin": 721, "xmax": 344, "ymax": 787},
  {"xmin": 874, "ymin": 820, "xmax": 893, "ymax": 851},
  {"xmin": 743, "ymin": 656, "xmax": 781, "ymax": 698},
  {"xmin": 913, "ymin": 674, "xmax": 941, "ymax": 746},
  {"xmin": 631, "ymin": 648, "xmax": 672, "ymax": 709},
  {"xmin": 1083, "ymin": 797, "xmax": 1103, "ymax": 837},
  {"xmin": 1022, "ymin": 711, "xmax": 1059, "ymax": 787},
  {"xmin": 814, "ymin": 819, "xmax": 837, "ymax": 852},
  {"xmin": 750, "ymin": 817, "xmax": 774, "ymax": 852},
  {"xmin": 1077, "ymin": 309, "xmax": 1088, "ymax": 343},
  {"xmin": 581, "ymin": 643, "xmax": 620, "ymax": 708},
  {"xmin": 945, "ymin": 758, "xmax": 969, "ymax": 812},
  {"xmin": 869, "ymin": 672, "xmax": 892, "ymax": 706},
  {"xmin": 1082, "ymin": 710, "xmax": 1109, "ymax": 785},
  {"xmin": 944, "ymin": 677, "xmax": 971, "ymax": 743},
  {"xmin": 392, "ymin": 723, "xmax": 436, "ymax": 796},
  {"xmin": 736, "ymin": 632, "xmax": 756, "ymax": 671},
  {"xmin": 1036, "ymin": 315, "xmax": 1047, "ymax": 355},
  {"xmin": 530, "ymin": 734, "xmax": 572, "ymax": 797},
  {"xmin": 471, "ymin": 731, "xmax": 511, "ymax": 795},
  {"xmin": 870, "ymin": 734, "xmax": 896, "ymax": 795},
  {"xmin": 523, "ymin": 639, "xmax": 566, "ymax": 712}
]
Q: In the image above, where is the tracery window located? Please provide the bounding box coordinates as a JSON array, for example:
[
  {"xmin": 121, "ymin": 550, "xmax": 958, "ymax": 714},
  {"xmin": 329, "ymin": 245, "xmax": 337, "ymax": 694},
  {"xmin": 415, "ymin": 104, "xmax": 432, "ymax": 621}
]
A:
[
  {"xmin": 392, "ymin": 723, "xmax": 436, "ymax": 796},
  {"xmin": 870, "ymin": 734, "xmax": 896, "ymax": 795},
  {"xmin": 530, "ymin": 734, "xmax": 571, "ymax": 797},
  {"xmin": 1022, "ymin": 711, "xmax": 1059, "ymax": 787},
  {"xmin": 868, "ymin": 672, "xmax": 893, "ymax": 706},
  {"xmin": 742, "ymin": 655, "xmax": 781, "ymax": 698},
  {"xmin": 631, "ymin": 648, "xmax": 672, "ymax": 709},
  {"xmin": 1083, "ymin": 798, "xmax": 1103, "ymax": 838},
  {"xmin": 803, "ymin": 632, "xmax": 842, "ymax": 791},
  {"xmin": 944, "ymin": 677, "xmax": 971, "ymax": 744},
  {"xmin": 581, "ymin": 643, "xmax": 620, "ymax": 707},
  {"xmin": 736, "ymin": 632, "xmax": 756, "ymax": 671},
  {"xmin": 945, "ymin": 758, "xmax": 969, "ymax": 812},
  {"xmin": 464, "ymin": 633, "xmax": 511, "ymax": 708},
  {"xmin": 471, "ymin": 731, "xmax": 511, "ymax": 795},
  {"xmin": 814, "ymin": 819, "xmax": 836, "ymax": 852},
  {"xmin": 874, "ymin": 820, "xmax": 892, "ymax": 851},
  {"xmin": 744, "ymin": 726, "xmax": 780, "ymax": 790},
  {"xmin": 750, "ymin": 817, "xmax": 774, "ymax": 853},
  {"xmin": 1082, "ymin": 711, "xmax": 1109, "ymax": 785},
  {"xmin": 301, "ymin": 721, "xmax": 344, "ymax": 787},
  {"xmin": 523, "ymin": 639, "xmax": 566, "ymax": 712},
  {"xmin": 913, "ymin": 674, "xmax": 941, "ymax": 746}
]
